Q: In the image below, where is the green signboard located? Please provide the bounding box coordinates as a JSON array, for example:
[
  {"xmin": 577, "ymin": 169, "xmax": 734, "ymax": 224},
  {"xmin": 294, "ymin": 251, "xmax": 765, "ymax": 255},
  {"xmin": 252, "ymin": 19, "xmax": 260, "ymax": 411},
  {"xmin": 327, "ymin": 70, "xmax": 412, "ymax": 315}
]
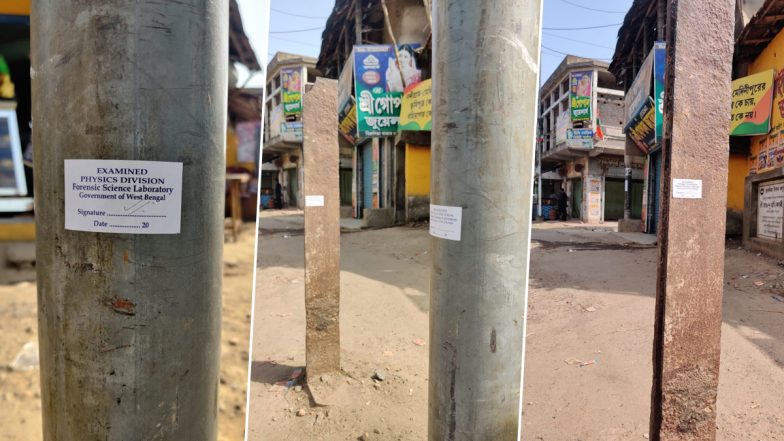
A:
[
  {"xmin": 281, "ymin": 67, "xmax": 302, "ymax": 117},
  {"xmin": 353, "ymin": 45, "xmax": 403, "ymax": 137},
  {"xmin": 570, "ymin": 70, "xmax": 592, "ymax": 122}
]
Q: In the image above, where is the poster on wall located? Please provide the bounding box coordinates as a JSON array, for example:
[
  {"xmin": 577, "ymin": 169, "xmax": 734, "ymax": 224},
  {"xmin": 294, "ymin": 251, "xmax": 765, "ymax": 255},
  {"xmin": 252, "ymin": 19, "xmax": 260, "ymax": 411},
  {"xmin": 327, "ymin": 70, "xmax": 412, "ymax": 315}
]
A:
[
  {"xmin": 371, "ymin": 143, "xmax": 380, "ymax": 208},
  {"xmin": 588, "ymin": 176, "xmax": 602, "ymax": 219},
  {"xmin": 625, "ymin": 97, "xmax": 657, "ymax": 153},
  {"xmin": 730, "ymin": 69, "xmax": 774, "ymax": 136},
  {"xmin": 353, "ymin": 45, "xmax": 403, "ymax": 137},
  {"xmin": 236, "ymin": 121, "xmax": 260, "ymax": 164},
  {"xmin": 570, "ymin": 70, "xmax": 592, "ymax": 122},
  {"xmin": 624, "ymin": 48, "xmax": 654, "ymax": 124},
  {"xmin": 269, "ymin": 105, "xmax": 283, "ymax": 139},
  {"xmin": 398, "ymin": 79, "xmax": 432, "ymax": 131},
  {"xmin": 339, "ymin": 96, "xmax": 358, "ymax": 144},
  {"xmin": 757, "ymin": 179, "xmax": 784, "ymax": 241},
  {"xmin": 281, "ymin": 67, "xmax": 303, "ymax": 117}
]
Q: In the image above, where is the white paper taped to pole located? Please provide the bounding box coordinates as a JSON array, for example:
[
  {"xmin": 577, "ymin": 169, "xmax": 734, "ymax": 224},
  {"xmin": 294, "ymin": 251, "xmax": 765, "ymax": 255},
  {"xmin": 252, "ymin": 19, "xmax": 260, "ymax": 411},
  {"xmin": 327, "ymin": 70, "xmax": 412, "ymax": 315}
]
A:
[
  {"xmin": 672, "ymin": 178, "xmax": 702, "ymax": 199},
  {"xmin": 429, "ymin": 204, "xmax": 463, "ymax": 241},
  {"xmin": 305, "ymin": 195, "xmax": 325, "ymax": 207},
  {"xmin": 64, "ymin": 159, "xmax": 183, "ymax": 234}
]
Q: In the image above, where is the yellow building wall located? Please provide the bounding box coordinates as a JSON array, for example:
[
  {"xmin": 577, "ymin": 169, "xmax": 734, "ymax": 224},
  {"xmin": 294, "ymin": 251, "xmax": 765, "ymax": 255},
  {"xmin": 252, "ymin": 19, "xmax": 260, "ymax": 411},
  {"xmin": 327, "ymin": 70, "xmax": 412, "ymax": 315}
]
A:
[
  {"xmin": 727, "ymin": 153, "xmax": 747, "ymax": 212},
  {"xmin": 226, "ymin": 126, "xmax": 239, "ymax": 167},
  {"xmin": 0, "ymin": 1, "xmax": 30, "ymax": 15},
  {"xmin": 405, "ymin": 144, "xmax": 430, "ymax": 196},
  {"xmin": 747, "ymin": 28, "xmax": 784, "ymax": 175}
]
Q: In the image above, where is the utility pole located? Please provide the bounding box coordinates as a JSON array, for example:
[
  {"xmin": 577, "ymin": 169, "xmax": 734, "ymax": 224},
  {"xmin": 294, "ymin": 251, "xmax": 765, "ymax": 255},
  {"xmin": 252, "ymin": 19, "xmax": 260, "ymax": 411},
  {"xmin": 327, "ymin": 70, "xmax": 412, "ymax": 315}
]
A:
[
  {"xmin": 302, "ymin": 78, "xmax": 341, "ymax": 386},
  {"xmin": 650, "ymin": 0, "xmax": 733, "ymax": 439},
  {"xmin": 429, "ymin": 1, "xmax": 542, "ymax": 440},
  {"xmin": 354, "ymin": 0, "xmax": 363, "ymax": 44},
  {"xmin": 32, "ymin": 1, "xmax": 227, "ymax": 440}
]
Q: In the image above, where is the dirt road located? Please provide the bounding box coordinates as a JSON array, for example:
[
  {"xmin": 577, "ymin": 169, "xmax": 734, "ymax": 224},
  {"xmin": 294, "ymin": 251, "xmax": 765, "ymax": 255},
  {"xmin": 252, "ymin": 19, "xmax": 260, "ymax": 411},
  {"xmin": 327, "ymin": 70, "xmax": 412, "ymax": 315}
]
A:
[
  {"xmin": 0, "ymin": 226, "xmax": 256, "ymax": 441},
  {"xmin": 248, "ymin": 212, "xmax": 784, "ymax": 440}
]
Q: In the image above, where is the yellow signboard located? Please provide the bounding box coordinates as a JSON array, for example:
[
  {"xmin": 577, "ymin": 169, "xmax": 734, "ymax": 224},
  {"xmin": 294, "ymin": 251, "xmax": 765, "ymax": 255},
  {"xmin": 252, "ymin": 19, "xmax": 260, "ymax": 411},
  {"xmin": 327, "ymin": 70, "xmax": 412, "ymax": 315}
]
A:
[
  {"xmin": 0, "ymin": 1, "xmax": 30, "ymax": 15},
  {"xmin": 398, "ymin": 79, "xmax": 431, "ymax": 132},
  {"xmin": 731, "ymin": 69, "xmax": 774, "ymax": 136}
]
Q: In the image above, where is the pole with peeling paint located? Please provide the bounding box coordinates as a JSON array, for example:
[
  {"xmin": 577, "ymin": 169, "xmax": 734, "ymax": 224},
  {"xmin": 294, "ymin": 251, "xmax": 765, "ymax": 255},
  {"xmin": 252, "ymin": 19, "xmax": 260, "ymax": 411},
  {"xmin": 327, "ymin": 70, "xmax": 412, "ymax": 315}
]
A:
[
  {"xmin": 32, "ymin": 1, "xmax": 227, "ymax": 439},
  {"xmin": 429, "ymin": 0, "xmax": 542, "ymax": 439},
  {"xmin": 650, "ymin": 0, "xmax": 733, "ymax": 439}
]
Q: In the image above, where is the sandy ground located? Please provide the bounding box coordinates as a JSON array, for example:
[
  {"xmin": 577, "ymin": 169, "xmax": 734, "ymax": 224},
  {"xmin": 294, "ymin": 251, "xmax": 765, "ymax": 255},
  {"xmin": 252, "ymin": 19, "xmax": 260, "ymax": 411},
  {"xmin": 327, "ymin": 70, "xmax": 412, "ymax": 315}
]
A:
[
  {"xmin": 248, "ymin": 212, "xmax": 784, "ymax": 440},
  {"xmin": 0, "ymin": 226, "xmax": 256, "ymax": 441}
]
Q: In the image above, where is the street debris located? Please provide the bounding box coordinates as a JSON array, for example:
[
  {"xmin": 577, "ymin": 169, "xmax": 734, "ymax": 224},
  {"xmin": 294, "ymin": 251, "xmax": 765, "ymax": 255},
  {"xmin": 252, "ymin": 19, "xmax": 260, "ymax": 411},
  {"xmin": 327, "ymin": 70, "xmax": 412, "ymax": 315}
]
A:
[
  {"xmin": 564, "ymin": 357, "xmax": 598, "ymax": 368},
  {"xmin": 372, "ymin": 370, "xmax": 386, "ymax": 382},
  {"xmin": 412, "ymin": 338, "xmax": 426, "ymax": 346},
  {"xmin": 9, "ymin": 342, "xmax": 39, "ymax": 372}
]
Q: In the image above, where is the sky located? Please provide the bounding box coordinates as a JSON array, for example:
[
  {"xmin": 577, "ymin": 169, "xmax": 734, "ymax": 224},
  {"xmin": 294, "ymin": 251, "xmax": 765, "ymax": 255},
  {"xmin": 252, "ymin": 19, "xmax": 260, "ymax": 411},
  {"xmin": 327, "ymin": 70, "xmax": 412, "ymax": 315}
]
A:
[{"xmin": 235, "ymin": 0, "xmax": 636, "ymax": 88}]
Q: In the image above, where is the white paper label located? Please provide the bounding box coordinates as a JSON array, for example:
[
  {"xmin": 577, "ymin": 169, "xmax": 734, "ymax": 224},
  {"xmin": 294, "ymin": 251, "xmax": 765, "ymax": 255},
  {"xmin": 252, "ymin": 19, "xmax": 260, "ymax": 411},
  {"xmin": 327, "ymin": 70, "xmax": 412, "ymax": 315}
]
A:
[
  {"xmin": 757, "ymin": 179, "xmax": 784, "ymax": 241},
  {"xmin": 672, "ymin": 179, "xmax": 702, "ymax": 199},
  {"xmin": 305, "ymin": 195, "xmax": 325, "ymax": 207},
  {"xmin": 429, "ymin": 204, "xmax": 462, "ymax": 241},
  {"xmin": 64, "ymin": 159, "xmax": 183, "ymax": 234}
]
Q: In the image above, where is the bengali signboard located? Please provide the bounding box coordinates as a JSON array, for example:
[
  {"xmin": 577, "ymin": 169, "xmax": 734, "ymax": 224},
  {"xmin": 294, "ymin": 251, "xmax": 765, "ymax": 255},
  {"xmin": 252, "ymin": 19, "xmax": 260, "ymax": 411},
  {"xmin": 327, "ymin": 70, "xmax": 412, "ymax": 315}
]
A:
[
  {"xmin": 570, "ymin": 70, "xmax": 592, "ymax": 122},
  {"xmin": 281, "ymin": 67, "xmax": 303, "ymax": 117},
  {"xmin": 758, "ymin": 179, "xmax": 784, "ymax": 241},
  {"xmin": 565, "ymin": 128, "xmax": 593, "ymax": 148},
  {"xmin": 653, "ymin": 42, "xmax": 666, "ymax": 143},
  {"xmin": 398, "ymin": 79, "xmax": 432, "ymax": 131},
  {"xmin": 280, "ymin": 121, "xmax": 303, "ymax": 143},
  {"xmin": 338, "ymin": 96, "xmax": 358, "ymax": 144},
  {"xmin": 625, "ymin": 97, "xmax": 657, "ymax": 153},
  {"xmin": 731, "ymin": 69, "xmax": 774, "ymax": 136},
  {"xmin": 353, "ymin": 45, "xmax": 403, "ymax": 137}
]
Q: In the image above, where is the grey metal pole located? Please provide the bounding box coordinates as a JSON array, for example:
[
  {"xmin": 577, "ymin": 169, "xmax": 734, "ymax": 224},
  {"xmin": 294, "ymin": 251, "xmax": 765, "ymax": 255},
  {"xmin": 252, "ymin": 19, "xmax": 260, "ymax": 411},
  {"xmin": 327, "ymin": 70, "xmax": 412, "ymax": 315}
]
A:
[
  {"xmin": 32, "ymin": 1, "xmax": 227, "ymax": 440},
  {"xmin": 429, "ymin": 0, "xmax": 542, "ymax": 440}
]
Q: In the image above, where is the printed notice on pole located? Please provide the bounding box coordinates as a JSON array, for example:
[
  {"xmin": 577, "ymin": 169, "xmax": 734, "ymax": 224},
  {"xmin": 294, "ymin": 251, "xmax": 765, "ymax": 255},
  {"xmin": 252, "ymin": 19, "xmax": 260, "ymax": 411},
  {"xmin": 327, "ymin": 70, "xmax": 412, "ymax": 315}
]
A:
[
  {"xmin": 305, "ymin": 195, "xmax": 325, "ymax": 207},
  {"xmin": 757, "ymin": 179, "xmax": 784, "ymax": 241},
  {"xmin": 64, "ymin": 159, "xmax": 183, "ymax": 234},
  {"xmin": 672, "ymin": 179, "xmax": 702, "ymax": 199},
  {"xmin": 429, "ymin": 204, "xmax": 462, "ymax": 241}
]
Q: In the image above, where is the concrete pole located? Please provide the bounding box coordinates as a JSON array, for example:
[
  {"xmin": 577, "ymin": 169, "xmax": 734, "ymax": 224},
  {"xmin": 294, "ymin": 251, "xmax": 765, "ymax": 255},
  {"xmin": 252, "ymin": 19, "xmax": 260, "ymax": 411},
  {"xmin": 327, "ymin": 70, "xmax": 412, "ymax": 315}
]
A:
[
  {"xmin": 649, "ymin": 0, "xmax": 733, "ymax": 439},
  {"xmin": 302, "ymin": 78, "xmax": 341, "ymax": 382},
  {"xmin": 32, "ymin": 1, "xmax": 227, "ymax": 440},
  {"xmin": 429, "ymin": 0, "xmax": 542, "ymax": 439}
]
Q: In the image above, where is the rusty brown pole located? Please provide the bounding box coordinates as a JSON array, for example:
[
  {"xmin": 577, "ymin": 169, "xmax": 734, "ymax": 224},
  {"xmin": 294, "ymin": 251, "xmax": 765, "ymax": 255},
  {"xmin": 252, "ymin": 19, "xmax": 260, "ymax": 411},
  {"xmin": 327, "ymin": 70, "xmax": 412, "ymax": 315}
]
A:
[
  {"xmin": 302, "ymin": 78, "xmax": 341, "ymax": 387},
  {"xmin": 649, "ymin": 0, "xmax": 734, "ymax": 439}
]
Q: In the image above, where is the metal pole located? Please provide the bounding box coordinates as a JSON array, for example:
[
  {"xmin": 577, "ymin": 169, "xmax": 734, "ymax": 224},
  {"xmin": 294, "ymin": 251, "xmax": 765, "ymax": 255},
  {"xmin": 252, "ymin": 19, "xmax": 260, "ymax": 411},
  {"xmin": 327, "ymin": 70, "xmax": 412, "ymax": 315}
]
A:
[
  {"xmin": 650, "ymin": 0, "xmax": 733, "ymax": 439},
  {"xmin": 537, "ymin": 143, "xmax": 543, "ymax": 219},
  {"xmin": 354, "ymin": 0, "xmax": 363, "ymax": 44},
  {"xmin": 429, "ymin": 0, "xmax": 542, "ymax": 439},
  {"xmin": 32, "ymin": 1, "xmax": 227, "ymax": 439}
]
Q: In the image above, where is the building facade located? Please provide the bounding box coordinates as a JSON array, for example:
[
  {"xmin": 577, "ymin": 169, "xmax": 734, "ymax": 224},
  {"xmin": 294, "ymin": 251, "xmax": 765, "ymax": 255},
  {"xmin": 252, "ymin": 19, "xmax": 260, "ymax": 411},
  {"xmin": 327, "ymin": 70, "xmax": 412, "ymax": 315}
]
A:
[
  {"xmin": 537, "ymin": 56, "xmax": 637, "ymax": 224},
  {"xmin": 317, "ymin": 0, "xmax": 432, "ymax": 226},
  {"xmin": 611, "ymin": 0, "xmax": 763, "ymax": 235},
  {"xmin": 261, "ymin": 52, "xmax": 320, "ymax": 209}
]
